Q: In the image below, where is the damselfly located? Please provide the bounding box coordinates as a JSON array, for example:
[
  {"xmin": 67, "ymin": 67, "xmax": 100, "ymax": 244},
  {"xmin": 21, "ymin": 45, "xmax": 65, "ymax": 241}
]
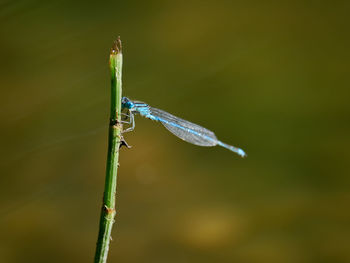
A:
[{"xmin": 121, "ymin": 97, "xmax": 246, "ymax": 157}]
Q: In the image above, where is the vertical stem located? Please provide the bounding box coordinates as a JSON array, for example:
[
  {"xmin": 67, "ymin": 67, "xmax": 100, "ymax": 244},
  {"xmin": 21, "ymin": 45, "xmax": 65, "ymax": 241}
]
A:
[{"xmin": 94, "ymin": 37, "xmax": 123, "ymax": 263}]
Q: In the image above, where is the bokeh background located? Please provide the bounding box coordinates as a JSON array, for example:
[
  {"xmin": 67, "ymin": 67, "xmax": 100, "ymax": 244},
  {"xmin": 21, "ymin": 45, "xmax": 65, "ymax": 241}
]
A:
[{"xmin": 1, "ymin": 1, "xmax": 349, "ymax": 262}]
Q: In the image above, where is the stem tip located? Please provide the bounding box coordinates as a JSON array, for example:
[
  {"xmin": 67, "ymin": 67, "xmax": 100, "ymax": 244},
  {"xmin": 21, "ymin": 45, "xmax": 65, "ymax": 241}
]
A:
[{"xmin": 111, "ymin": 36, "xmax": 122, "ymax": 55}]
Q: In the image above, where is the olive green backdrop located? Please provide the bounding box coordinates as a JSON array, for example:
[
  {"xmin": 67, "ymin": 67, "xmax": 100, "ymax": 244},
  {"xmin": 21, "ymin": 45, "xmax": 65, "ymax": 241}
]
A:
[{"xmin": 0, "ymin": 0, "xmax": 349, "ymax": 262}]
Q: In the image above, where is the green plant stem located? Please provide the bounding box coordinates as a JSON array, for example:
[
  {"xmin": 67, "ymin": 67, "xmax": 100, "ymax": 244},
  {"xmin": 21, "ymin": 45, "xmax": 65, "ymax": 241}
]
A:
[{"xmin": 94, "ymin": 37, "xmax": 123, "ymax": 263}]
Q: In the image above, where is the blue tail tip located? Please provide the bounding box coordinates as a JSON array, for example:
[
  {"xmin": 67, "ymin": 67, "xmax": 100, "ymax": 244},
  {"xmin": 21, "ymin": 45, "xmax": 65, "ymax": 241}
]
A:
[{"xmin": 238, "ymin": 149, "xmax": 247, "ymax": 158}]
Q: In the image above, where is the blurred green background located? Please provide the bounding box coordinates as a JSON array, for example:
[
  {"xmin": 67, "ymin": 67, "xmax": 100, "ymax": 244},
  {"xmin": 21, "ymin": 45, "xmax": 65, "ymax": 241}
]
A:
[{"xmin": 1, "ymin": 0, "xmax": 349, "ymax": 262}]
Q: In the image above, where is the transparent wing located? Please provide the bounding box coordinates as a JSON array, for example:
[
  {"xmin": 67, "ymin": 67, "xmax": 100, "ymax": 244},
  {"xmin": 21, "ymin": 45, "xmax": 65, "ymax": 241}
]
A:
[{"xmin": 149, "ymin": 107, "xmax": 218, "ymax": 146}]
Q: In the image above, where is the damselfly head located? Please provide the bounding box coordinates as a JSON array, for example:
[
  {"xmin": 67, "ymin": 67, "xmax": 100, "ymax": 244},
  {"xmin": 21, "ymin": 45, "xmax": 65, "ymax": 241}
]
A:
[{"xmin": 121, "ymin": 97, "xmax": 133, "ymax": 109}]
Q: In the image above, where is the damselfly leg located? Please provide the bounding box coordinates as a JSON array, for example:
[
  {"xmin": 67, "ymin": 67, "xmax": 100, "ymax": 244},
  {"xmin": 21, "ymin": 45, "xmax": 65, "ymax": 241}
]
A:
[{"xmin": 121, "ymin": 111, "xmax": 135, "ymax": 133}]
